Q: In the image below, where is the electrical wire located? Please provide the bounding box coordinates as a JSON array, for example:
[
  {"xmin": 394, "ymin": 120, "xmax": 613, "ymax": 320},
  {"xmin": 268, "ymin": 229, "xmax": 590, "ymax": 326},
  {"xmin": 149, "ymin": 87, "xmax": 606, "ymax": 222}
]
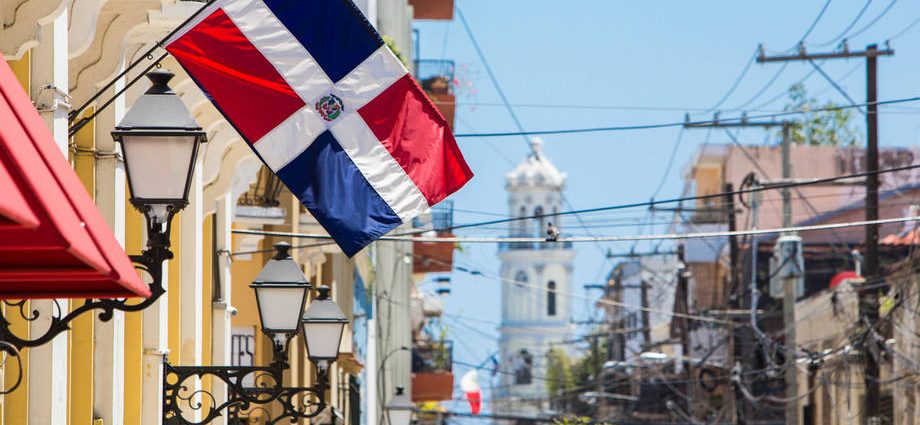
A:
[
  {"xmin": 233, "ymin": 213, "xmax": 920, "ymax": 245},
  {"xmin": 844, "ymin": 0, "xmax": 899, "ymax": 41},
  {"xmin": 706, "ymin": 49, "xmax": 759, "ymax": 113},
  {"xmin": 451, "ymin": 95, "xmax": 920, "ymax": 138},
  {"xmin": 813, "ymin": 0, "xmax": 876, "ymax": 47}
]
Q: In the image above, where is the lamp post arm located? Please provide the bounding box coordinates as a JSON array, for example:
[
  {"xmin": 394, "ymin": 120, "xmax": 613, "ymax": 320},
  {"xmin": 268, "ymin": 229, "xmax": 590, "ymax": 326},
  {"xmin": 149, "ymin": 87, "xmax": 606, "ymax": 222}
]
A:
[
  {"xmin": 0, "ymin": 222, "xmax": 172, "ymax": 348},
  {"xmin": 163, "ymin": 361, "xmax": 286, "ymax": 425},
  {"xmin": 165, "ymin": 354, "xmax": 332, "ymax": 424}
]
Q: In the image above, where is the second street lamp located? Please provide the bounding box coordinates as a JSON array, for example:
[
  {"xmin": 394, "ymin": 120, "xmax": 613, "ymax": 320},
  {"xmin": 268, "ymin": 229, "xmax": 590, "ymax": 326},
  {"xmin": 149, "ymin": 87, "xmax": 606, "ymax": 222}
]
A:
[{"xmin": 301, "ymin": 285, "xmax": 349, "ymax": 367}]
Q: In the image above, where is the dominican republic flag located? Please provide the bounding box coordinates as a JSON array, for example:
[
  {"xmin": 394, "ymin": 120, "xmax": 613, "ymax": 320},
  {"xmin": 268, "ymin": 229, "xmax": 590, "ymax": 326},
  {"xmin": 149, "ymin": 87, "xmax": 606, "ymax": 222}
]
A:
[{"xmin": 164, "ymin": 0, "xmax": 473, "ymax": 256}]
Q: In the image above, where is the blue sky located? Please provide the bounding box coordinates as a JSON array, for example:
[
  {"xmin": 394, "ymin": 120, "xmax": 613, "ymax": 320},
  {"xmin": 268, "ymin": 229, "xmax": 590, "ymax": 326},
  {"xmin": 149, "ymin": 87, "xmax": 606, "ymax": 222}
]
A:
[{"xmin": 412, "ymin": 0, "xmax": 920, "ymax": 415}]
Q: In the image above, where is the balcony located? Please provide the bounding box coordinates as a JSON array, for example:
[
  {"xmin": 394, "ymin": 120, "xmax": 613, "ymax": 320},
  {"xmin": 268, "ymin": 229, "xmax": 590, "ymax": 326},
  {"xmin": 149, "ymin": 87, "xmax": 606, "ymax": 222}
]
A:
[
  {"xmin": 238, "ymin": 166, "xmax": 284, "ymax": 207},
  {"xmin": 412, "ymin": 201, "xmax": 455, "ymax": 273},
  {"xmin": 409, "ymin": 0, "xmax": 454, "ymax": 20},
  {"xmin": 411, "ymin": 341, "xmax": 453, "ymax": 402},
  {"xmin": 415, "ymin": 59, "xmax": 456, "ymax": 130}
]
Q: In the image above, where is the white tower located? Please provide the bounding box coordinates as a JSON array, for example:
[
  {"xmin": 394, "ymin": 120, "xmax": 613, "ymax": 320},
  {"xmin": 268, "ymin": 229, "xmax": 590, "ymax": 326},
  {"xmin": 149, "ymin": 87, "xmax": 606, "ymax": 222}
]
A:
[{"xmin": 495, "ymin": 138, "xmax": 575, "ymax": 419}]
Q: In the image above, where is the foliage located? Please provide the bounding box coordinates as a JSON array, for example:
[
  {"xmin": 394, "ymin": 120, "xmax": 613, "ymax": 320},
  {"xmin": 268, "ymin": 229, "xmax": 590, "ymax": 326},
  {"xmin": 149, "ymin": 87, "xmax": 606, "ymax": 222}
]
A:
[
  {"xmin": 383, "ymin": 36, "xmax": 410, "ymax": 69},
  {"xmin": 781, "ymin": 83, "xmax": 861, "ymax": 147},
  {"xmin": 553, "ymin": 416, "xmax": 599, "ymax": 425},
  {"xmin": 546, "ymin": 347, "xmax": 576, "ymax": 398},
  {"xmin": 572, "ymin": 337, "xmax": 608, "ymax": 386},
  {"xmin": 429, "ymin": 320, "xmax": 451, "ymax": 371}
]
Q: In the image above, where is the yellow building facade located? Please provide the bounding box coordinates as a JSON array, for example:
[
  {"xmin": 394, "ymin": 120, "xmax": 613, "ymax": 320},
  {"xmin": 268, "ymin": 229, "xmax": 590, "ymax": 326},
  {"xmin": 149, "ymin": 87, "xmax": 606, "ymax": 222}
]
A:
[{"xmin": 0, "ymin": 0, "xmax": 386, "ymax": 423}]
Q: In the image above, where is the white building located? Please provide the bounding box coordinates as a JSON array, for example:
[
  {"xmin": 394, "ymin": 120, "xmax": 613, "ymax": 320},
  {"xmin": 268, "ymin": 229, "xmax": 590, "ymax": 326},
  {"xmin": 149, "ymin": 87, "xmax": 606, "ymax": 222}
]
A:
[{"xmin": 494, "ymin": 138, "xmax": 575, "ymax": 420}]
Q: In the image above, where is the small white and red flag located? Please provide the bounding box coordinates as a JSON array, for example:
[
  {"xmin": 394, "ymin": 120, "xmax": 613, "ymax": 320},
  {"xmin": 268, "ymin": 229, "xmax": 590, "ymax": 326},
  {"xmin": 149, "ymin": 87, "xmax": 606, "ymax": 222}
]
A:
[{"xmin": 460, "ymin": 370, "xmax": 482, "ymax": 415}]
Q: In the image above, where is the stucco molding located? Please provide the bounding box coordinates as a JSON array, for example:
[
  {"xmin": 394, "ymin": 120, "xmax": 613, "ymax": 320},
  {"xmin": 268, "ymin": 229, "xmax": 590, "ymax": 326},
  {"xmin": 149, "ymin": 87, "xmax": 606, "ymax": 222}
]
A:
[
  {"xmin": 69, "ymin": 1, "xmax": 161, "ymax": 109},
  {"xmin": 0, "ymin": 0, "xmax": 67, "ymax": 59}
]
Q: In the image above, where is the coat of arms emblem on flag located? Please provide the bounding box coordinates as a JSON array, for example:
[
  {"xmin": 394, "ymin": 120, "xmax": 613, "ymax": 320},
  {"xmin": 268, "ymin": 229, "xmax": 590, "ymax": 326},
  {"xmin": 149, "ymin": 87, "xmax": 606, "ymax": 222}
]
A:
[{"xmin": 163, "ymin": 0, "xmax": 473, "ymax": 256}]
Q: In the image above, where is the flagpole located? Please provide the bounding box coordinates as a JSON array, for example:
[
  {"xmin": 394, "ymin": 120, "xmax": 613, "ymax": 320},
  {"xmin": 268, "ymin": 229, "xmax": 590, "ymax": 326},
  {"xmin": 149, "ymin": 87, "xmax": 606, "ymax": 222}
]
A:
[{"xmin": 67, "ymin": 0, "xmax": 216, "ymax": 135}]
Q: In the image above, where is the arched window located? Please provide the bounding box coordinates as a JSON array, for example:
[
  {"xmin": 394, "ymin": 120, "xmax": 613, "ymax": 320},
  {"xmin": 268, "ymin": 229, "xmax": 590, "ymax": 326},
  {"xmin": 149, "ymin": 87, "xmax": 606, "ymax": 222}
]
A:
[
  {"xmin": 514, "ymin": 349, "xmax": 533, "ymax": 385},
  {"xmin": 518, "ymin": 206, "xmax": 528, "ymax": 236},
  {"xmin": 515, "ymin": 271, "xmax": 528, "ymax": 287},
  {"xmin": 547, "ymin": 280, "xmax": 557, "ymax": 316}
]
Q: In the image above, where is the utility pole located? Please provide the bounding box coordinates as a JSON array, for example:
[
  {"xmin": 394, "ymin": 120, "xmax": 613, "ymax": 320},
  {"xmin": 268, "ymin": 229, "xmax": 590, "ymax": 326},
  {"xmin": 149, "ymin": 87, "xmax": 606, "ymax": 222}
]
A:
[
  {"xmin": 676, "ymin": 245, "xmax": 693, "ymax": 420},
  {"xmin": 758, "ymin": 42, "xmax": 893, "ymax": 424},
  {"xmin": 781, "ymin": 122, "xmax": 799, "ymax": 425},
  {"xmin": 685, "ymin": 116, "xmax": 794, "ymax": 425},
  {"xmin": 640, "ymin": 280, "xmax": 651, "ymax": 348},
  {"xmin": 724, "ymin": 182, "xmax": 745, "ymax": 424}
]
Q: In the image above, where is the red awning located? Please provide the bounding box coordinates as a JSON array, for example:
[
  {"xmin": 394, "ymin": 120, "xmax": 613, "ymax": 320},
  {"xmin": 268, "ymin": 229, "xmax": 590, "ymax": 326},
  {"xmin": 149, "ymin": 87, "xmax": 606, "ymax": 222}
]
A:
[{"xmin": 0, "ymin": 54, "xmax": 149, "ymax": 299}]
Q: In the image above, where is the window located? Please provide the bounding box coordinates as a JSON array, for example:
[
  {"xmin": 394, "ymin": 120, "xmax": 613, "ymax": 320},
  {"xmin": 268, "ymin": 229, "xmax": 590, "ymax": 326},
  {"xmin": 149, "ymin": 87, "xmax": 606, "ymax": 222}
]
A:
[
  {"xmin": 535, "ymin": 206, "xmax": 544, "ymax": 238},
  {"xmin": 517, "ymin": 206, "xmax": 528, "ymax": 236},
  {"xmin": 515, "ymin": 271, "xmax": 528, "ymax": 287},
  {"xmin": 514, "ymin": 349, "xmax": 533, "ymax": 385},
  {"xmin": 547, "ymin": 280, "xmax": 557, "ymax": 316}
]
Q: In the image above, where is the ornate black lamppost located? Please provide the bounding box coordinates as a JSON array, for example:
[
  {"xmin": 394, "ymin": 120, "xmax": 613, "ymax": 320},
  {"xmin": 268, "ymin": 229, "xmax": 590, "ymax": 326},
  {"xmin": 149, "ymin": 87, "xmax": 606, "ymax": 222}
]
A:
[
  {"xmin": 163, "ymin": 243, "xmax": 348, "ymax": 425},
  {"xmin": 0, "ymin": 69, "xmax": 205, "ymax": 393}
]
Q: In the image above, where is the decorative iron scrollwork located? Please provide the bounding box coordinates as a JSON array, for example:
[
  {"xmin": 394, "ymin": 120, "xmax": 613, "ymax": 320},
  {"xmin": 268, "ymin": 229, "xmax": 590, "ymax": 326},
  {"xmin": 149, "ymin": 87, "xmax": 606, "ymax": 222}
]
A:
[
  {"xmin": 0, "ymin": 221, "xmax": 174, "ymax": 393},
  {"xmin": 164, "ymin": 336, "xmax": 329, "ymax": 425},
  {"xmin": 163, "ymin": 335, "xmax": 329, "ymax": 425},
  {"xmin": 163, "ymin": 361, "xmax": 284, "ymax": 425},
  {"xmin": 226, "ymin": 369, "xmax": 330, "ymax": 425}
]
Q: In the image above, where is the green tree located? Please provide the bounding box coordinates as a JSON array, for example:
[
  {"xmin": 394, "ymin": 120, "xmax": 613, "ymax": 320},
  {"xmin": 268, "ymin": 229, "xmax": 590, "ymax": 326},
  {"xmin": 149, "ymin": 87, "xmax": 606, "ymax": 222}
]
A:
[
  {"xmin": 782, "ymin": 83, "xmax": 861, "ymax": 146},
  {"xmin": 546, "ymin": 347, "xmax": 576, "ymax": 398},
  {"xmin": 572, "ymin": 337, "xmax": 607, "ymax": 387}
]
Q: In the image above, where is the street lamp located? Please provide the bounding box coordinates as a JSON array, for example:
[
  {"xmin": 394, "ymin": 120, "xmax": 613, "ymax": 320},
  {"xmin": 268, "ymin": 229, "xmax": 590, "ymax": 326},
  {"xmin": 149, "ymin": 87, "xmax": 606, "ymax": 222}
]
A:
[
  {"xmin": 385, "ymin": 386, "xmax": 415, "ymax": 425},
  {"xmin": 301, "ymin": 285, "xmax": 348, "ymax": 366},
  {"xmin": 164, "ymin": 256, "xmax": 348, "ymax": 425},
  {"xmin": 0, "ymin": 69, "xmax": 204, "ymax": 394},
  {"xmin": 251, "ymin": 242, "xmax": 311, "ymax": 336},
  {"xmin": 112, "ymin": 68, "xmax": 206, "ymax": 226}
]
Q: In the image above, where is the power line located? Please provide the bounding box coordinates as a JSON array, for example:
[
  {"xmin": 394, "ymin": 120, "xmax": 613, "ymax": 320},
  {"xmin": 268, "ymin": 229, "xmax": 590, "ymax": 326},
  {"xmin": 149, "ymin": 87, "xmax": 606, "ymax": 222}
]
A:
[
  {"xmin": 232, "ymin": 214, "xmax": 920, "ymax": 244},
  {"xmin": 228, "ymin": 163, "xmax": 920, "ymax": 257},
  {"xmin": 455, "ymin": 6, "xmax": 529, "ymax": 147},
  {"xmin": 799, "ymin": 0, "xmax": 835, "ymax": 42},
  {"xmin": 440, "ymin": 162, "xmax": 920, "ymax": 233},
  {"xmin": 706, "ymin": 50, "xmax": 759, "ymax": 112},
  {"xmin": 889, "ymin": 15, "xmax": 920, "ymax": 40},
  {"xmin": 813, "ymin": 0, "xmax": 875, "ymax": 47},
  {"xmin": 451, "ymin": 95, "xmax": 920, "ymax": 138},
  {"xmin": 845, "ymin": 0, "xmax": 899, "ymax": 40},
  {"xmin": 735, "ymin": 0, "xmax": 831, "ymax": 109}
]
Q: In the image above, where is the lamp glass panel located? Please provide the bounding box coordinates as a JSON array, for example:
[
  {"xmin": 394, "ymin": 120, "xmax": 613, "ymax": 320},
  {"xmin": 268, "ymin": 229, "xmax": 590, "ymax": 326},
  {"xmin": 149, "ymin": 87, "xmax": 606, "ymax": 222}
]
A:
[
  {"xmin": 388, "ymin": 410, "xmax": 412, "ymax": 425},
  {"xmin": 255, "ymin": 286, "xmax": 306, "ymax": 332},
  {"xmin": 303, "ymin": 322, "xmax": 344, "ymax": 360},
  {"xmin": 121, "ymin": 135, "xmax": 196, "ymax": 201}
]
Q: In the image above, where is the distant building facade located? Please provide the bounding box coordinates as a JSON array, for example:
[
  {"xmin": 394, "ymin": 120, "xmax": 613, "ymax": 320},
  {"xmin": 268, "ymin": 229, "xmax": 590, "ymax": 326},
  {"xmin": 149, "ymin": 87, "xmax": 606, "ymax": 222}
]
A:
[{"xmin": 494, "ymin": 138, "xmax": 575, "ymax": 420}]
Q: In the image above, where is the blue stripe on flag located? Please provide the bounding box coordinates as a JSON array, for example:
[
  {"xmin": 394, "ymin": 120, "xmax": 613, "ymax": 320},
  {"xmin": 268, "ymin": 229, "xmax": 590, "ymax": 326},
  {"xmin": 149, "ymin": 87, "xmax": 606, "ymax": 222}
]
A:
[
  {"xmin": 261, "ymin": 0, "xmax": 383, "ymax": 83},
  {"xmin": 277, "ymin": 130, "xmax": 401, "ymax": 256}
]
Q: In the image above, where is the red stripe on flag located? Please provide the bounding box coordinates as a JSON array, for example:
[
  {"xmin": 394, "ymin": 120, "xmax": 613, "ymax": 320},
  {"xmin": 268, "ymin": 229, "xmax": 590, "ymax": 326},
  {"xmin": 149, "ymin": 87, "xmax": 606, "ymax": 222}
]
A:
[
  {"xmin": 166, "ymin": 9, "xmax": 304, "ymax": 143},
  {"xmin": 358, "ymin": 75, "xmax": 473, "ymax": 205}
]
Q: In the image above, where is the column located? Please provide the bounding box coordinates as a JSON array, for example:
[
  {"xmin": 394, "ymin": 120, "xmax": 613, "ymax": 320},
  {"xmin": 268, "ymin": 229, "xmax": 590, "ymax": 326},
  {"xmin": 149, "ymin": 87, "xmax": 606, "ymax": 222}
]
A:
[
  {"xmin": 209, "ymin": 194, "xmax": 233, "ymax": 425},
  {"xmin": 179, "ymin": 158, "xmax": 203, "ymax": 420},
  {"xmin": 141, "ymin": 262, "xmax": 169, "ymax": 425},
  {"xmin": 28, "ymin": 9, "xmax": 69, "ymax": 425},
  {"xmin": 93, "ymin": 65, "xmax": 127, "ymax": 425}
]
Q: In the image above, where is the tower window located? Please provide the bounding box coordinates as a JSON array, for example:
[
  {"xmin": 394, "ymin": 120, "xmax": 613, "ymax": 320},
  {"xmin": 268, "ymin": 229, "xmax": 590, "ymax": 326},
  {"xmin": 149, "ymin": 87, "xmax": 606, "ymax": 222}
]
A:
[
  {"xmin": 515, "ymin": 271, "xmax": 528, "ymax": 287},
  {"xmin": 534, "ymin": 206, "xmax": 544, "ymax": 238},
  {"xmin": 547, "ymin": 280, "xmax": 557, "ymax": 316},
  {"xmin": 514, "ymin": 349, "xmax": 533, "ymax": 385}
]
